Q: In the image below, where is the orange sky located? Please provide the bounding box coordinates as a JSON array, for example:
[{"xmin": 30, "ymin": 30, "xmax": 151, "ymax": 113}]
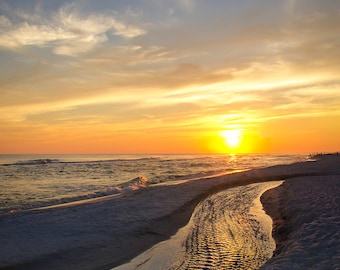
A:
[{"xmin": 0, "ymin": 0, "xmax": 340, "ymax": 154}]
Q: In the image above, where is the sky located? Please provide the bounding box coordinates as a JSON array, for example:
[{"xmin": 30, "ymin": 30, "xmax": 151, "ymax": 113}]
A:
[{"xmin": 0, "ymin": 0, "xmax": 339, "ymax": 154}]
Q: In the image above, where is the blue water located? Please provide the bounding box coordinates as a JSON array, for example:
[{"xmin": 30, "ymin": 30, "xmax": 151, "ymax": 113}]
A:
[{"xmin": 0, "ymin": 154, "xmax": 306, "ymax": 214}]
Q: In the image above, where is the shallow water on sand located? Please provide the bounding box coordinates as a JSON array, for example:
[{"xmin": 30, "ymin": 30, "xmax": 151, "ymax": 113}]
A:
[{"xmin": 114, "ymin": 181, "xmax": 282, "ymax": 270}]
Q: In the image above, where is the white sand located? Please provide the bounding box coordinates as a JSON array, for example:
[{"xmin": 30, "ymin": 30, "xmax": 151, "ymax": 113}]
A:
[
  {"xmin": 261, "ymin": 175, "xmax": 340, "ymax": 269},
  {"xmin": 0, "ymin": 155, "xmax": 339, "ymax": 269}
]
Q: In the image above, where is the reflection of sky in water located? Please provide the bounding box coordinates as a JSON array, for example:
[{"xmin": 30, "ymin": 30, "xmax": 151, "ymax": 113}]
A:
[{"xmin": 115, "ymin": 182, "xmax": 282, "ymax": 270}]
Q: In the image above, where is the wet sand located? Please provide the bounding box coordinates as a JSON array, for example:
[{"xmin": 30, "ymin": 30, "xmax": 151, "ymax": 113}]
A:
[
  {"xmin": 0, "ymin": 155, "xmax": 339, "ymax": 269},
  {"xmin": 115, "ymin": 181, "xmax": 283, "ymax": 270}
]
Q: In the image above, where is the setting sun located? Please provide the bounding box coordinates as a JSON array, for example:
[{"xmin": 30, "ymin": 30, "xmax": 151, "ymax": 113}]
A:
[
  {"xmin": 0, "ymin": 0, "xmax": 339, "ymax": 155},
  {"xmin": 222, "ymin": 130, "xmax": 242, "ymax": 148}
]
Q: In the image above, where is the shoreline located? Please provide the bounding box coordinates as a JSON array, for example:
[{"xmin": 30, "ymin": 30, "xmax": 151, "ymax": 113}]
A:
[{"xmin": 1, "ymin": 155, "xmax": 339, "ymax": 269}]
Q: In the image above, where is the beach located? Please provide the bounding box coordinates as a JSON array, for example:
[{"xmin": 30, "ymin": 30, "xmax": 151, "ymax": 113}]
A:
[
  {"xmin": 0, "ymin": 155, "xmax": 339, "ymax": 269},
  {"xmin": 113, "ymin": 181, "xmax": 284, "ymax": 270},
  {"xmin": 261, "ymin": 174, "xmax": 340, "ymax": 269}
]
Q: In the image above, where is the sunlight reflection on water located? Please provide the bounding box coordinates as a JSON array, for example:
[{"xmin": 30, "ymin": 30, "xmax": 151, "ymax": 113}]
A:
[
  {"xmin": 0, "ymin": 154, "xmax": 302, "ymax": 213},
  {"xmin": 114, "ymin": 181, "xmax": 283, "ymax": 270}
]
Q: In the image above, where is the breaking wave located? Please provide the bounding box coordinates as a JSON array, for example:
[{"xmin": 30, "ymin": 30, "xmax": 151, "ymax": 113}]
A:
[
  {"xmin": 2, "ymin": 157, "xmax": 163, "ymax": 166},
  {"xmin": 0, "ymin": 154, "xmax": 306, "ymax": 215},
  {"xmin": 1, "ymin": 176, "xmax": 149, "ymax": 214},
  {"xmin": 5, "ymin": 159, "xmax": 61, "ymax": 166}
]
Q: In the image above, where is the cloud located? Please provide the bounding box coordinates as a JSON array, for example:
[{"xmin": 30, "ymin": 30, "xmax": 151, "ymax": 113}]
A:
[
  {"xmin": 0, "ymin": 2, "xmax": 145, "ymax": 56},
  {"xmin": 20, "ymin": 98, "xmax": 205, "ymax": 135},
  {"xmin": 178, "ymin": 0, "xmax": 195, "ymax": 11},
  {"xmin": 0, "ymin": 15, "xmax": 12, "ymax": 27},
  {"xmin": 150, "ymin": 63, "xmax": 233, "ymax": 89},
  {"xmin": 1, "ymin": 0, "xmax": 339, "ymax": 130},
  {"xmin": 285, "ymin": 0, "xmax": 296, "ymax": 14}
]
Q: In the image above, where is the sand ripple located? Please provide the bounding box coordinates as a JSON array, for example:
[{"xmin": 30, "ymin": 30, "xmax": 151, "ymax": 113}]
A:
[
  {"xmin": 115, "ymin": 182, "xmax": 282, "ymax": 270},
  {"xmin": 174, "ymin": 183, "xmax": 280, "ymax": 269}
]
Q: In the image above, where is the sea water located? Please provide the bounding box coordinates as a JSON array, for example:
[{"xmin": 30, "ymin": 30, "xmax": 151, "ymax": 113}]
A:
[{"xmin": 0, "ymin": 154, "xmax": 305, "ymax": 214}]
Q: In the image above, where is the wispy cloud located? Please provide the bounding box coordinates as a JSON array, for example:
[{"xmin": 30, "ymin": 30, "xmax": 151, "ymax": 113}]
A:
[
  {"xmin": 178, "ymin": 0, "xmax": 195, "ymax": 11},
  {"xmin": 0, "ymin": 2, "xmax": 145, "ymax": 56},
  {"xmin": 285, "ymin": 0, "xmax": 296, "ymax": 14},
  {"xmin": 0, "ymin": 0, "xmax": 339, "ymax": 153}
]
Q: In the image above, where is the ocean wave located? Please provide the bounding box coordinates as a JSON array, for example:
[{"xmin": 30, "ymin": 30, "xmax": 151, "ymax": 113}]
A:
[
  {"xmin": 97, "ymin": 175, "xmax": 149, "ymax": 194},
  {"xmin": 2, "ymin": 157, "xmax": 162, "ymax": 166},
  {"xmin": 0, "ymin": 154, "xmax": 307, "ymax": 215},
  {"xmin": 1, "ymin": 156, "xmax": 216, "ymax": 167},
  {"xmin": 158, "ymin": 156, "xmax": 214, "ymax": 163},
  {"xmin": 1, "ymin": 176, "xmax": 150, "ymax": 214},
  {"xmin": 4, "ymin": 159, "xmax": 62, "ymax": 166}
]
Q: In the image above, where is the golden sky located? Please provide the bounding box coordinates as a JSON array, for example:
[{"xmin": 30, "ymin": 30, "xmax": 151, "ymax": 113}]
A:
[{"xmin": 0, "ymin": 0, "xmax": 339, "ymax": 154}]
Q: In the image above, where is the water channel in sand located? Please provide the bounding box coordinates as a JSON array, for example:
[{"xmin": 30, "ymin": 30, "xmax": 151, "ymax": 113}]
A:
[{"xmin": 114, "ymin": 181, "xmax": 283, "ymax": 270}]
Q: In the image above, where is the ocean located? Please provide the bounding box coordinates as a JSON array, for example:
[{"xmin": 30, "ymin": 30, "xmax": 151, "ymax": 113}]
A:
[{"xmin": 0, "ymin": 154, "xmax": 306, "ymax": 214}]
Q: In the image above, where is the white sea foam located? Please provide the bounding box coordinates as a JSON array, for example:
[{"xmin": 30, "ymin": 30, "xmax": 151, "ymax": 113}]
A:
[{"xmin": 1, "ymin": 175, "xmax": 150, "ymax": 214}]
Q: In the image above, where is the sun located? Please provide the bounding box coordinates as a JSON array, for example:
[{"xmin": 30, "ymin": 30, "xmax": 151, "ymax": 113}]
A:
[{"xmin": 221, "ymin": 130, "xmax": 241, "ymax": 148}]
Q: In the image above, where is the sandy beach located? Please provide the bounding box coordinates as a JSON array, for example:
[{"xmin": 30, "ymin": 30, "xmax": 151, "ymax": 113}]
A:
[
  {"xmin": 2, "ymin": 0, "xmax": 340, "ymax": 268},
  {"xmin": 0, "ymin": 155, "xmax": 339, "ymax": 269},
  {"xmin": 261, "ymin": 174, "xmax": 340, "ymax": 269}
]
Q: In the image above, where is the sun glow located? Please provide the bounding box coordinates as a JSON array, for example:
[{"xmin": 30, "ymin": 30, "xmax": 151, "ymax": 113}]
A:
[{"xmin": 222, "ymin": 130, "xmax": 242, "ymax": 148}]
